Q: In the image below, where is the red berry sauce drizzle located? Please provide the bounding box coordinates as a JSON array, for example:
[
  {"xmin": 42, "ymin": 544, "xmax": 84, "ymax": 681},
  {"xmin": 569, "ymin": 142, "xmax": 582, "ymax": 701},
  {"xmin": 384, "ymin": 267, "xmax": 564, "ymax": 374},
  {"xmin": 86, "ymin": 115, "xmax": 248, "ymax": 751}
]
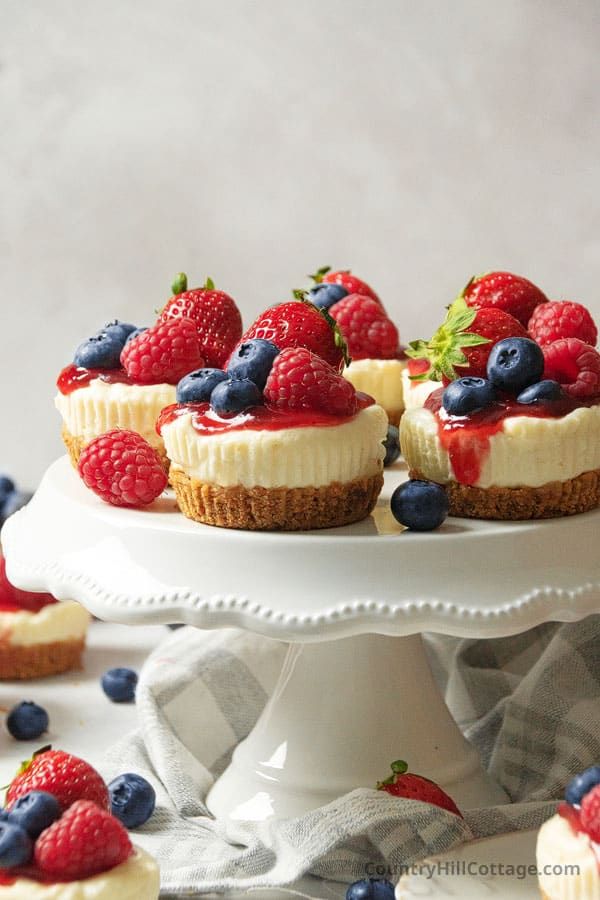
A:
[
  {"xmin": 157, "ymin": 393, "xmax": 374, "ymax": 437},
  {"xmin": 425, "ymin": 388, "xmax": 600, "ymax": 486},
  {"xmin": 57, "ymin": 364, "xmax": 134, "ymax": 395}
]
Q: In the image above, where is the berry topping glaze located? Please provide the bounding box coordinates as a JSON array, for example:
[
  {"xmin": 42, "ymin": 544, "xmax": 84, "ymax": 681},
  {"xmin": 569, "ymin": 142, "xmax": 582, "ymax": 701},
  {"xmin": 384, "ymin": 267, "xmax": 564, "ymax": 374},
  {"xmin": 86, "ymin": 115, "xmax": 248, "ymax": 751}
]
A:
[
  {"xmin": 57, "ymin": 364, "xmax": 134, "ymax": 396},
  {"xmin": 425, "ymin": 387, "xmax": 600, "ymax": 485},
  {"xmin": 0, "ymin": 558, "xmax": 56, "ymax": 614},
  {"xmin": 157, "ymin": 393, "xmax": 374, "ymax": 437}
]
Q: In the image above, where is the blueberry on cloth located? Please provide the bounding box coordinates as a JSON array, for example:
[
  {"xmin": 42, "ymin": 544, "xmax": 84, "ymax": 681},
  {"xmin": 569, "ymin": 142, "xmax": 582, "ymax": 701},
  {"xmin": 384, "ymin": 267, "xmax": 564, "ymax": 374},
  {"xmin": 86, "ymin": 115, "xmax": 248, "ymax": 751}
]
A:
[
  {"xmin": 7, "ymin": 792, "xmax": 61, "ymax": 838},
  {"xmin": 6, "ymin": 701, "xmax": 49, "ymax": 741},
  {"xmin": 517, "ymin": 379, "xmax": 563, "ymax": 404},
  {"xmin": 346, "ymin": 878, "xmax": 395, "ymax": 900},
  {"xmin": 109, "ymin": 773, "xmax": 156, "ymax": 828},
  {"xmin": 383, "ymin": 425, "xmax": 400, "ymax": 467},
  {"xmin": 226, "ymin": 339, "xmax": 280, "ymax": 389},
  {"xmin": 442, "ymin": 377, "xmax": 496, "ymax": 416},
  {"xmin": 309, "ymin": 283, "xmax": 349, "ymax": 310},
  {"xmin": 101, "ymin": 667, "xmax": 138, "ymax": 703},
  {"xmin": 176, "ymin": 368, "xmax": 228, "ymax": 403},
  {"xmin": 486, "ymin": 337, "xmax": 544, "ymax": 394},
  {"xmin": 391, "ymin": 480, "xmax": 449, "ymax": 531},
  {"xmin": 0, "ymin": 822, "xmax": 33, "ymax": 868},
  {"xmin": 210, "ymin": 378, "xmax": 263, "ymax": 415}
]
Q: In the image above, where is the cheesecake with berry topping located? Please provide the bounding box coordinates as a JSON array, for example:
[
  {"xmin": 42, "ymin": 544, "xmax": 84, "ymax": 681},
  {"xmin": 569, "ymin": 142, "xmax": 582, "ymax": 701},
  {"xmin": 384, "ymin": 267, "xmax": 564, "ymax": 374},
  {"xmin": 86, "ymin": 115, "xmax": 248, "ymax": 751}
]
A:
[
  {"xmin": 0, "ymin": 558, "xmax": 89, "ymax": 680},
  {"xmin": 160, "ymin": 318, "xmax": 387, "ymax": 530},
  {"xmin": 400, "ymin": 289, "xmax": 600, "ymax": 519},
  {"xmin": 536, "ymin": 766, "xmax": 600, "ymax": 900},
  {"xmin": 55, "ymin": 275, "xmax": 242, "ymax": 468}
]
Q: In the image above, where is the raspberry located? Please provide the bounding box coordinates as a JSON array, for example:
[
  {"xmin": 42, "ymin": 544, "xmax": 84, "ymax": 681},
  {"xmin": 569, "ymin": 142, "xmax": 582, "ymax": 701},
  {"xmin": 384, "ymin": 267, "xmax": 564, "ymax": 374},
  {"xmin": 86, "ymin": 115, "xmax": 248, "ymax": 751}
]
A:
[
  {"xmin": 264, "ymin": 347, "xmax": 357, "ymax": 415},
  {"xmin": 329, "ymin": 294, "xmax": 399, "ymax": 360},
  {"xmin": 159, "ymin": 275, "xmax": 242, "ymax": 368},
  {"xmin": 580, "ymin": 784, "xmax": 600, "ymax": 842},
  {"xmin": 542, "ymin": 338, "xmax": 600, "ymax": 399},
  {"xmin": 120, "ymin": 316, "xmax": 203, "ymax": 385},
  {"xmin": 78, "ymin": 430, "xmax": 167, "ymax": 508},
  {"xmin": 6, "ymin": 750, "xmax": 109, "ymax": 813},
  {"xmin": 528, "ymin": 301, "xmax": 598, "ymax": 347},
  {"xmin": 463, "ymin": 271, "xmax": 548, "ymax": 326},
  {"xmin": 35, "ymin": 800, "xmax": 132, "ymax": 879}
]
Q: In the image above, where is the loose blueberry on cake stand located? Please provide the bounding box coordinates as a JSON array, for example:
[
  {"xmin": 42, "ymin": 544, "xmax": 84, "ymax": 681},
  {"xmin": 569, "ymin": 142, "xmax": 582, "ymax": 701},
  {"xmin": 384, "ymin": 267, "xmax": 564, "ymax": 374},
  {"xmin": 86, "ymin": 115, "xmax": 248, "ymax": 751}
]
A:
[{"xmin": 3, "ymin": 457, "xmax": 600, "ymax": 821}]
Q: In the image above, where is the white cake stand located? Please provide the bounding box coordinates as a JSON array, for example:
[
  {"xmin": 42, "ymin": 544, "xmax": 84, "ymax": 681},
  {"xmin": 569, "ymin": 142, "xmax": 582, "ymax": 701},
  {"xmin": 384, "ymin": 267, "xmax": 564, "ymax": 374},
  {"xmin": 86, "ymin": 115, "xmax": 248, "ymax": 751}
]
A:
[{"xmin": 3, "ymin": 456, "xmax": 600, "ymax": 822}]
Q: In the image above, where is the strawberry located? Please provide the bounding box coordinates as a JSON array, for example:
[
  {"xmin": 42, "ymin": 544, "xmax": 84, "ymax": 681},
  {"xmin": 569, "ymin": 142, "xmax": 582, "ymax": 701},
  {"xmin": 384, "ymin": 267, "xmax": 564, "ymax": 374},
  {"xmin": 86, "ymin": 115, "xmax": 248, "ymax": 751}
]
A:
[
  {"xmin": 236, "ymin": 300, "xmax": 347, "ymax": 372},
  {"xmin": 264, "ymin": 347, "xmax": 357, "ymax": 415},
  {"xmin": 6, "ymin": 749, "xmax": 110, "ymax": 813},
  {"xmin": 159, "ymin": 273, "xmax": 242, "ymax": 368},
  {"xmin": 310, "ymin": 266, "xmax": 380, "ymax": 304},
  {"xmin": 120, "ymin": 315, "xmax": 203, "ymax": 385},
  {"xmin": 0, "ymin": 556, "xmax": 56, "ymax": 613},
  {"xmin": 329, "ymin": 294, "xmax": 399, "ymax": 360},
  {"xmin": 528, "ymin": 300, "xmax": 598, "ymax": 347},
  {"xmin": 377, "ymin": 760, "xmax": 462, "ymax": 817},
  {"xmin": 462, "ymin": 271, "xmax": 548, "ymax": 327},
  {"xmin": 34, "ymin": 800, "xmax": 132, "ymax": 879},
  {"xmin": 78, "ymin": 430, "xmax": 168, "ymax": 508},
  {"xmin": 542, "ymin": 338, "xmax": 600, "ymax": 399},
  {"xmin": 580, "ymin": 784, "xmax": 600, "ymax": 842},
  {"xmin": 407, "ymin": 298, "xmax": 527, "ymax": 383}
]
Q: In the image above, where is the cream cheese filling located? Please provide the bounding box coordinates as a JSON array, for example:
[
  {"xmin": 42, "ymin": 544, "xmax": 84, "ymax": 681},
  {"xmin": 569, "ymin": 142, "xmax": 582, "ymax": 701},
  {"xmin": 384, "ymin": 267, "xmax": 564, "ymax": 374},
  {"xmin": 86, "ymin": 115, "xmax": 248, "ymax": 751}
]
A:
[
  {"xmin": 536, "ymin": 814, "xmax": 600, "ymax": 900},
  {"xmin": 0, "ymin": 601, "xmax": 90, "ymax": 647}
]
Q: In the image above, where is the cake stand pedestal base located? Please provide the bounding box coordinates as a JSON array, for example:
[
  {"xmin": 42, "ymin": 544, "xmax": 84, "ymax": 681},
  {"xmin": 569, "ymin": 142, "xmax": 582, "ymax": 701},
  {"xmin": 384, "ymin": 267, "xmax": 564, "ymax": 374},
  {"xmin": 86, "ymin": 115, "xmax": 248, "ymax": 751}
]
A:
[{"xmin": 206, "ymin": 633, "xmax": 506, "ymax": 821}]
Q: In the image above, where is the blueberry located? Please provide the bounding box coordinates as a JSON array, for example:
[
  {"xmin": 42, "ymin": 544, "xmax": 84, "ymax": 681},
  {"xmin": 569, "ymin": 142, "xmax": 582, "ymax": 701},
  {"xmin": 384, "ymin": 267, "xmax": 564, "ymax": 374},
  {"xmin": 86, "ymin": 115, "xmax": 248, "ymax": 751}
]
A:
[
  {"xmin": 7, "ymin": 791, "xmax": 61, "ymax": 838},
  {"xmin": 346, "ymin": 878, "xmax": 395, "ymax": 900},
  {"xmin": 74, "ymin": 330, "xmax": 124, "ymax": 369},
  {"xmin": 442, "ymin": 377, "xmax": 496, "ymax": 416},
  {"xmin": 226, "ymin": 340, "xmax": 280, "ymax": 389},
  {"xmin": 210, "ymin": 378, "xmax": 263, "ymax": 416},
  {"xmin": 517, "ymin": 379, "xmax": 563, "ymax": 404},
  {"xmin": 101, "ymin": 667, "xmax": 138, "ymax": 703},
  {"xmin": 391, "ymin": 480, "xmax": 449, "ymax": 531},
  {"xmin": 103, "ymin": 320, "xmax": 138, "ymax": 343},
  {"xmin": 1, "ymin": 490, "xmax": 32, "ymax": 524},
  {"xmin": 486, "ymin": 337, "xmax": 544, "ymax": 394},
  {"xmin": 176, "ymin": 368, "xmax": 228, "ymax": 403},
  {"xmin": 383, "ymin": 425, "xmax": 400, "ymax": 467},
  {"xmin": 124, "ymin": 326, "xmax": 148, "ymax": 344},
  {"xmin": 0, "ymin": 476, "xmax": 15, "ymax": 504},
  {"xmin": 0, "ymin": 822, "xmax": 33, "ymax": 867},
  {"xmin": 309, "ymin": 283, "xmax": 349, "ymax": 310},
  {"xmin": 565, "ymin": 766, "xmax": 600, "ymax": 806},
  {"xmin": 6, "ymin": 702, "xmax": 49, "ymax": 741},
  {"xmin": 109, "ymin": 773, "xmax": 156, "ymax": 829}
]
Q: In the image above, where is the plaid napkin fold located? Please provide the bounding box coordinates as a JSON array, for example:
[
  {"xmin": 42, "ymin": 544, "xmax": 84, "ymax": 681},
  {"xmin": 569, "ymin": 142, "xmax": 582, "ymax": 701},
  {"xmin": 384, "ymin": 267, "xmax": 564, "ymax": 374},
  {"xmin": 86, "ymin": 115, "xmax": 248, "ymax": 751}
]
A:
[{"xmin": 102, "ymin": 617, "xmax": 600, "ymax": 895}]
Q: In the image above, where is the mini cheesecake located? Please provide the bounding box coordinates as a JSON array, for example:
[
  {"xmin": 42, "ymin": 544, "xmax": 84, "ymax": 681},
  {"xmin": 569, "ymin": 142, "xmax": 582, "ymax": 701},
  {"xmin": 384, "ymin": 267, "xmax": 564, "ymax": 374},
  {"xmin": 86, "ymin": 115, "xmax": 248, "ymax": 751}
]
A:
[
  {"xmin": 537, "ymin": 805, "xmax": 600, "ymax": 900},
  {"xmin": 158, "ymin": 396, "xmax": 388, "ymax": 530},
  {"xmin": 400, "ymin": 358, "xmax": 443, "ymax": 412},
  {"xmin": 400, "ymin": 389, "xmax": 600, "ymax": 519},
  {"xmin": 55, "ymin": 365, "xmax": 175, "ymax": 469},
  {"xmin": 343, "ymin": 357, "xmax": 406, "ymax": 425},
  {"xmin": 0, "ymin": 846, "xmax": 159, "ymax": 899}
]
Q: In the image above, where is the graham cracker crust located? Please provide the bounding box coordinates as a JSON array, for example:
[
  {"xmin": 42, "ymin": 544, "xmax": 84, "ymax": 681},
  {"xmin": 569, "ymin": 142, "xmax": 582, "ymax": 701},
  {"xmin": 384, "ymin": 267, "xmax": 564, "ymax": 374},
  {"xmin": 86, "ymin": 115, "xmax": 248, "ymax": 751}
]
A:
[
  {"xmin": 410, "ymin": 467, "xmax": 600, "ymax": 520},
  {"xmin": 61, "ymin": 425, "xmax": 169, "ymax": 473},
  {"xmin": 0, "ymin": 637, "xmax": 86, "ymax": 680},
  {"xmin": 170, "ymin": 469, "xmax": 384, "ymax": 530}
]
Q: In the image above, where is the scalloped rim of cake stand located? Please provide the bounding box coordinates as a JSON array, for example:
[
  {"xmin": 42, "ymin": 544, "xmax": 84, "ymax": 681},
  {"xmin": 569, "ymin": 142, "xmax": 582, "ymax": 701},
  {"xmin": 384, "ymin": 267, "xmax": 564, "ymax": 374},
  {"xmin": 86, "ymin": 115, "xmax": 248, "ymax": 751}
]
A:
[{"xmin": 2, "ymin": 456, "xmax": 600, "ymax": 641}]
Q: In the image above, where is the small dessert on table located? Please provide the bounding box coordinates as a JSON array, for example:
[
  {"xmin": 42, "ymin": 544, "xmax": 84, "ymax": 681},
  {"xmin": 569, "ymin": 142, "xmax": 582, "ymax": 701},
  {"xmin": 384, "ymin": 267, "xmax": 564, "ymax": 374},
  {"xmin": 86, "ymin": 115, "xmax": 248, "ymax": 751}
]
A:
[
  {"xmin": 0, "ymin": 557, "xmax": 89, "ymax": 680},
  {"xmin": 160, "ymin": 298, "xmax": 388, "ymax": 530},
  {"xmin": 55, "ymin": 274, "xmax": 242, "ymax": 468},
  {"xmin": 401, "ymin": 277, "xmax": 600, "ymax": 520},
  {"xmin": 536, "ymin": 765, "xmax": 600, "ymax": 900},
  {"xmin": 305, "ymin": 266, "xmax": 406, "ymax": 425}
]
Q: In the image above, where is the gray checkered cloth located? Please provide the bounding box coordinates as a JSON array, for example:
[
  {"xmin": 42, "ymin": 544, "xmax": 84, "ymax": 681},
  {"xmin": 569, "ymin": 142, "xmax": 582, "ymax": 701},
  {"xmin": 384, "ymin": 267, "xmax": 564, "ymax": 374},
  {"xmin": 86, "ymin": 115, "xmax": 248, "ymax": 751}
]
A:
[{"xmin": 103, "ymin": 618, "xmax": 600, "ymax": 895}]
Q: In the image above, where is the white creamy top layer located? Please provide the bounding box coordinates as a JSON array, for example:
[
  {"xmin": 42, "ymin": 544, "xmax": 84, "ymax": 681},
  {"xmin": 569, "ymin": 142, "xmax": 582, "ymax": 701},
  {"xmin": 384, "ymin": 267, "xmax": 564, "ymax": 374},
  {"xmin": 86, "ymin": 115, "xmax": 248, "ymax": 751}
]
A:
[
  {"xmin": 161, "ymin": 403, "xmax": 388, "ymax": 489},
  {"xmin": 0, "ymin": 847, "xmax": 160, "ymax": 899},
  {"xmin": 0, "ymin": 600, "xmax": 90, "ymax": 647},
  {"xmin": 400, "ymin": 403, "xmax": 600, "ymax": 488},
  {"xmin": 400, "ymin": 366, "xmax": 441, "ymax": 411},
  {"xmin": 55, "ymin": 380, "xmax": 176, "ymax": 446},
  {"xmin": 536, "ymin": 814, "xmax": 599, "ymax": 900},
  {"xmin": 343, "ymin": 358, "xmax": 406, "ymax": 416}
]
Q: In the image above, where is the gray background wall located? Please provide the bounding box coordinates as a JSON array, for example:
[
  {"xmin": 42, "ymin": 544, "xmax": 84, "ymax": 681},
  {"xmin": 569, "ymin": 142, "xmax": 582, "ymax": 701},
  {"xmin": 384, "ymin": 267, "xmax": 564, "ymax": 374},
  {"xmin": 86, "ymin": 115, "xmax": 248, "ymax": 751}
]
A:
[{"xmin": 1, "ymin": 0, "xmax": 599, "ymax": 486}]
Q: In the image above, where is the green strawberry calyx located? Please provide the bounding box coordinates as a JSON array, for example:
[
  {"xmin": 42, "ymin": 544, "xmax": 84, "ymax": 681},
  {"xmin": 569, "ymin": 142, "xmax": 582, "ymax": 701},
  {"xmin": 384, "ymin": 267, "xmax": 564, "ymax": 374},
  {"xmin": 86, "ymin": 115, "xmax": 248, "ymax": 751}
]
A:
[
  {"xmin": 405, "ymin": 296, "xmax": 490, "ymax": 383},
  {"xmin": 377, "ymin": 758, "xmax": 409, "ymax": 788},
  {"xmin": 308, "ymin": 265, "xmax": 332, "ymax": 284},
  {"xmin": 170, "ymin": 273, "xmax": 216, "ymax": 296}
]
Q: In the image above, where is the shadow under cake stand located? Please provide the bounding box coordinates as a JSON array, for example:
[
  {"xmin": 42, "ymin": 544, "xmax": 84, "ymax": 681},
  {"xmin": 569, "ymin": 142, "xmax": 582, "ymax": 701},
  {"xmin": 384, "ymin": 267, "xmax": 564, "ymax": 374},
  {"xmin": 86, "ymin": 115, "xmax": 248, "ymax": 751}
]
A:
[{"xmin": 3, "ymin": 456, "xmax": 600, "ymax": 821}]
